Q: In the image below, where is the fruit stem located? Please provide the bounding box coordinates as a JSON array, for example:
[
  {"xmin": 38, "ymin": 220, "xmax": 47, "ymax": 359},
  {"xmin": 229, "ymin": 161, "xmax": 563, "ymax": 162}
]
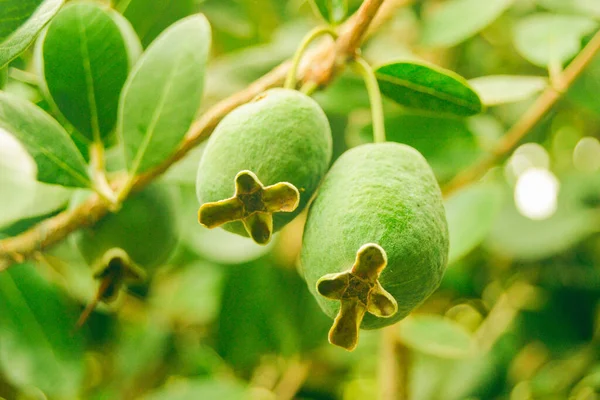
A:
[
  {"xmin": 73, "ymin": 267, "xmax": 118, "ymax": 330},
  {"xmin": 352, "ymin": 56, "xmax": 386, "ymax": 143},
  {"xmin": 300, "ymin": 81, "xmax": 319, "ymax": 96},
  {"xmin": 284, "ymin": 26, "xmax": 338, "ymax": 90},
  {"xmin": 90, "ymin": 141, "xmax": 118, "ymax": 207}
]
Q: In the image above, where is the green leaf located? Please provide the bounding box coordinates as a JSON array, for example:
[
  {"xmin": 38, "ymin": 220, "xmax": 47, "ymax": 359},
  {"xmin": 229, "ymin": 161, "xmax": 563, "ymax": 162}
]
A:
[
  {"xmin": 0, "ymin": 66, "xmax": 7, "ymax": 88},
  {"xmin": 513, "ymin": 14, "xmax": 598, "ymax": 67},
  {"xmin": 0, "ymin": 127, "xmax": 37, "ymax": 228},
  {"xmin": 0, "ymin": 263, "xmax": 84, "ymax": 398},
  {"xmin": 469, "ymin": 75, "xmax": 548, "ymax": 106},
  {"xmin": 117, "ymin": 0, "xmax": 197, "ymax": 47},
  {"xmin": 398, "ymin": 315, "xmax": 476, "ymax": 358},
  {"xmin": 537, "ymin": 0, "xmax": 600, "ymax": 17},
  {"xmin": 150, "ymin": 261, "xmax": 224, "ymax": 325},
  {"xmin": 0, "ymin": 0, "xmax": 64, "ymax": 68},
  {"xmin": 217, "ymin": 260, "xmax": 328, "ymax": 370},
  {"xmin": 310, "ymin": 0, "xmax": 348, "ymax": 24},
  {"xmin": 445, "ymin": 183, "xmax": 504, "ymax": 264},
  {"xmin": 486, "ymin": 174, "xmax": 600, "ymax": 260},
  {"xmin": 109, "ymin": 9, "xmax": 142, "ymax": 67},
  {"xmin": 114, "ymin": 319, "xmax": 170, "ymax": 385},
  {"xmin": 118, "ymin": 14, "xmax": 210, "ymax": 176},
  {"xmin": 360, "ymin": 114, "xmax": 482, "ymax": 182},
  {"xmin": 144, "ymin": 379, "xmax": 248, "ymax": 400},
  {"xmin": 375, "ymin": 61, "xmax": 483, "ymax": 117},
  {"xmin": 421, "ymin": 0, "xmax": 513, "ymax": 48},
  {"xmin": 41, "ymin": 2, "xmax": 131, "ymax": 142},
  {"xmin": 567, "ymin": 53, "xmax": 600, "ymax": 116},
  {"xmin": 487, "ymin": 208, "xmax": 599, "ymax": 261},
  {"xmin": 313, "ymin": 73, "xmax": 370, "ymax": 114},
  {"xmin": 0, "ymin": 152, "xmax": 71, "ymax": 227},
  {"xmin": 0, "ymin": 91, "xmax": 91, "ymax": 187}
]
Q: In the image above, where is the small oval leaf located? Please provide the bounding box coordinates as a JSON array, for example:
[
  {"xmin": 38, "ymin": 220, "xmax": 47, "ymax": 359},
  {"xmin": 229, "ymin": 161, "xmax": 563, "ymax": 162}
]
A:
[
  {"xmin": 118, "ymin": 14, "xmax": 211, "ymax": 176},
  {"xmin": 537, "ymin": 0, "xmax": 600, "ymax": 18},
  {"xmin": 0, "ymin": 0, "xmax": 64, "ymax": 68},
  {"xmin": 0, "ymin": 91, "xmax": 91, "ymax": 187},
  {"xmin": 0, "ymin": 263, "xmax": 84, "ymax": 398},
  {"xmin": 144, "ymin": 379, "xmax": 249, "ymax": 400},
  {"xmin": 109, "ymin": 9, "xmax": 142, "ymax": 67},
  {"xmin": 421, "ymin": 0, "xmax": 513, "ymax": 48},
  {"xmin": 513, "ymin": 14, "xmax": 598, "ymax": 68},
  {"xmin": 117, "ymin": 0, "xmax": 197, "ymax": 47},
  {"xmin": 0, "ymin": 128, "xmax": 37, "ymax": 228},
  {"xmin": 42, "ymin": 2, "xmax": 132, "ymax": 142},
  {"xmin": 469, "ymin": 75, "xmax": 548, "ymax": 106},
  {"xmin": 399, "ymin": 315, "xmax": 476, "ymax": 359},
  {"xmin": 375, "ymin": 61, "xmax": 483, "ymax": 117},
  {"xmin": 359, "ymin": 114, "xmax": 482, "ymax": 182},
  {"xmin": 445, "ymin": 183, "xmax": 504, "ymax": 264},
  {"xmin": 310, "ymin": 0, "xmax": 348, "ymax": 24},
  {"xmin": 485, "ymin": 174, "xmax": 600, "ymax": 261},
  {"xmin": 0, "ymin": 66, "xmax": 7, "ymax": 88}
]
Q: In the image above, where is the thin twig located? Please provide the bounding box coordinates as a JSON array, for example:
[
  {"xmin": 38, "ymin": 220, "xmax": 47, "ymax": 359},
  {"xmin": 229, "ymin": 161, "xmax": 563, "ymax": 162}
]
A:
[
  {"xmin": 443, "ymin": 29, "xmax": 600, "ymax": 197},
  {"xmin": 0, "ymin": 0, "xmax": 389, "ymax": 270},
  {"xmin": 396, "ymin": 340, "xmax": 410, "ymax": 400},
  {"xmin": 273, "ymin": 359, "xmax": 311, "ymax": 400},
  {"xmin": 379, "ymin": 325, "xmax": 399, "ymax": 400},
  {"xmin": 379, "ymin": 325, "xmax": 410, "ymax": 400}
]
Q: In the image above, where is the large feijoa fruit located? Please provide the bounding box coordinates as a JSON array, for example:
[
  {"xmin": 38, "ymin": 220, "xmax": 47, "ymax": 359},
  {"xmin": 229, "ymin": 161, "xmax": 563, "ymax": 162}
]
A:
[
  {"xmin": 196, "ymin": 88, "xmax": 332, "ymax": 245},
  {"xmin": 301, "ymin": 142, "xmax": 449, "ymax": 350}
]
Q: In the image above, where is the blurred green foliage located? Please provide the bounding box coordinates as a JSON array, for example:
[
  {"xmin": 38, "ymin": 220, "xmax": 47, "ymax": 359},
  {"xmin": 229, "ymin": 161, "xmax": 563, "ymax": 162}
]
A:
[{"xmin": 1, "ymin": 0, "xmax": 600, "ymax": 399}]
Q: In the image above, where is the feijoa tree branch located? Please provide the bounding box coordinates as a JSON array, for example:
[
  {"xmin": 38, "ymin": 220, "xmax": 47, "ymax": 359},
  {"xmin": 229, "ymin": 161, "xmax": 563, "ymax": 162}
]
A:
[
  {"xmin": 443, "ymin": 29, "xmax": 600, "ymax": 197},
  {"xmin": 0, "ymin": 0, "xmax": 389, "ymax": 271}
]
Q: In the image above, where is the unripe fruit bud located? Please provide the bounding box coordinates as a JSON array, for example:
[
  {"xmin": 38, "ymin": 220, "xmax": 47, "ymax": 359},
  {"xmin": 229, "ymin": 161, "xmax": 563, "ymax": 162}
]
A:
[
  {"xmin": 72, "ymin": 184, "xmax": 178, "ymax": 326},
  {"xmin": 76, "ymin": 184, "xmax": 178, "ymax": 272}
]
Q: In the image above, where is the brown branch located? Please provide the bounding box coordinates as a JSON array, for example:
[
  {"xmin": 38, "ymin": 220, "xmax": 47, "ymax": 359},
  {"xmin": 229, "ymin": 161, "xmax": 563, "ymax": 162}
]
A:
[
  {"xmin": 0, "ymin": 0, "xmax": 390, "ymax": 271},
  {"xmin": 443, "ymin": 29, "xmax": 600, "ymax": 197}
]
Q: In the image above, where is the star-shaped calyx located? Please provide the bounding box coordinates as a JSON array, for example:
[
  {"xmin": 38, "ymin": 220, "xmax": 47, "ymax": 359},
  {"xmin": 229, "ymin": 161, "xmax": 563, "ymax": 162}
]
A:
[
  {"xmin": 316, "ymin": 243, "xmax": 398, "ymax": 351},
  {"xmin": 198, "ymin": 170, "xmax": 300, "ymax": 245}
]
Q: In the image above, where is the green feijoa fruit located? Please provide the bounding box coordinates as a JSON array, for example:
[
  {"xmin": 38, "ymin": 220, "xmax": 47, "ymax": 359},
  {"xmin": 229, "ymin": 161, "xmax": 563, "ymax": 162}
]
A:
[
  {"xmin": 75, "ymin": 184, "xmax": 178, "ymax": 271},
  {"xmin": 196, "ymin": 88, "xmax": 332, "ymax": 245},
  {"xmin": 301, "ymin": 142, "xmax": 449, "ymax": 351}
]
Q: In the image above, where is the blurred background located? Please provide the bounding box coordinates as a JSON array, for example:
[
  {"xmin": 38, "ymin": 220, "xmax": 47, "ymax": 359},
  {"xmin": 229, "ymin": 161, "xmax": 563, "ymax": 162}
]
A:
[{"xmin": 1, "ymin": 0, "xmax": 600, "ymax": 399}]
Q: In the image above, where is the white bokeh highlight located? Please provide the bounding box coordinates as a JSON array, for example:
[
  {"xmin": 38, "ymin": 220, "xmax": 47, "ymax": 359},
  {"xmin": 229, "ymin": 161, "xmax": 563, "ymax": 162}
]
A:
[{"xmin": 514, "ymin": 168, "xmax": 559, "ymax": 220}]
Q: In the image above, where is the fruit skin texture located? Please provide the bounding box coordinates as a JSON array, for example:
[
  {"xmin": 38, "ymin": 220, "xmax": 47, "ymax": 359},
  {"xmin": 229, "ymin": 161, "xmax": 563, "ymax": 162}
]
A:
[
  {"xmin": 196, "ymin": 88, "xmax": 332, "ymax": 237},
  {"xmin": 75, "ymin": 184, "xmax": 178, "ymax": 270},
  {"xmin": 301, "ymin": 142, "xmax": 449, "ymax": 330}
]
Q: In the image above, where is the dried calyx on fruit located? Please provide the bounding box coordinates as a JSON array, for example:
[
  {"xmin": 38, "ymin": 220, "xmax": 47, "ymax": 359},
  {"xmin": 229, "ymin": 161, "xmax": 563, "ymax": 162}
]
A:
[
  {"xmin": 196, "ymin": 88, "xmax": 332, "ymax": 245},
  {"xmin": 301, "ymin": 143, "xmax": 449, "ymax": 351},
  {"xmin": 74, "ymin": 184, "xmax": 178, "ymax": 326}
]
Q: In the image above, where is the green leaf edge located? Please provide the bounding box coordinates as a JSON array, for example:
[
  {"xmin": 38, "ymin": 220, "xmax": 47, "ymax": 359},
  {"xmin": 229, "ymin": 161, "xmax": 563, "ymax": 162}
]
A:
[
  {"xmin": 308, "ymin": 0, "xmax": 348, "ymax": 25},
  {"xmin": 398, "ymin": 315, "xmax": 477, "ymax": 358},
  {"xmin": 0, "ymin": 0, "xmax": 65, "ymax": 68},
  {"xmin": 0, "ymin": 91, "xmax": 91, "ymax": 188},
  {"xmin": 116, "ymin": 13, "xmax": 211, "ymax": 177},
  {"xmin": 468, "ymin": 75, "xmax": 548, "ymax": 106}
]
